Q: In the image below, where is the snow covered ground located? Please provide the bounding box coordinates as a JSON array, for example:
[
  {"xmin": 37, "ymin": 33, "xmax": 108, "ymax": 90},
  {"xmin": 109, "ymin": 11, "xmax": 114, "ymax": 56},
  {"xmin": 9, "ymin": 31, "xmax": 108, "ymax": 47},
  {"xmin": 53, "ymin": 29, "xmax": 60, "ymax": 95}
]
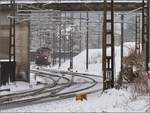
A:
[
  {"xmin": 2, "ymin": 88, "xmax": 149, "ymax": 112},
  {"xmin": 51, "ymin": 42, "xmax": 136, "ymax": 79},
  {"xmin": 1, "ymin": 42, "xmax": 149, "ymax": 112},
  {"xmin": 0, "ymin": 73, "xmax": 47, "ymax": 95}
]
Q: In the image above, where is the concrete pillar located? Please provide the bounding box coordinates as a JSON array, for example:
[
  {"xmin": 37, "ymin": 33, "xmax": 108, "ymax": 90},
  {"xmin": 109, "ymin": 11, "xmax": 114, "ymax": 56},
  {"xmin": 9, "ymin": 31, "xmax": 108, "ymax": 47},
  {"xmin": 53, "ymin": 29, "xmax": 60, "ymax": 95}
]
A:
[{"xmin": 15, "ymin": 21, "xmax": 29, "ymax": 81}]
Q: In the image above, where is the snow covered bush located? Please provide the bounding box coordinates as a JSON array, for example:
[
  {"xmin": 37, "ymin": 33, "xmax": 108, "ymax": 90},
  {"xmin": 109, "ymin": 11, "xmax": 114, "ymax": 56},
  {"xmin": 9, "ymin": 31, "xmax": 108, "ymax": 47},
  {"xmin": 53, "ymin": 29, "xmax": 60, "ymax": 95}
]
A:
[{"xmin": 118, "ymin": 48, "xmax": 148, "ymax": 95}]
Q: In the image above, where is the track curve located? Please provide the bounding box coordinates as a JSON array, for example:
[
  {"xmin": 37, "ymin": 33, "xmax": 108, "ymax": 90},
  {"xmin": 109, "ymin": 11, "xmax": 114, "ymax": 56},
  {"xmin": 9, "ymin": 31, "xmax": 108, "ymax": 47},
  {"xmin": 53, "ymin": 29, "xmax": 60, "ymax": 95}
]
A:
[{"xmin": 0, "ymin": 69, "xmax": 102, "ymax": 110}]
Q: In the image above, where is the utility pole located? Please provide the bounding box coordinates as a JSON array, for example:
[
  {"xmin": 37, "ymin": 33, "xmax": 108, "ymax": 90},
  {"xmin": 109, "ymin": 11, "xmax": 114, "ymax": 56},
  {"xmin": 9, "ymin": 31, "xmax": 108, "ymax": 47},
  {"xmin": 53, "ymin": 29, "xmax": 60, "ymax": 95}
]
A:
[
  {"xmin": 52, "ymin": 11, "xmax": 58, "ymax": 65},
  {"xmin": 98, "ymin": 12, "xmax": 101, "ymax": 48},
  {"xmin": 79, "ymin": 12, "xmax": 82, "ymax": 52},
  {"xmin": 9, "ymin": 0, "xmax": 16, "ymax": 82},
  {"xmin": 146, "ymin": 0, "xmax": 149, "ymax": 72},
  {"xmin": 142, "ymin": 0, "xmax": 149, "ymax": 72},
  {"xmin": 64, "ymin": 12, "xmax": 66, "ymax": 62},
  {"xmin": 52, "ymin": 32, "xmax": 56, "ymax": 65},
  {"xmin": 58, "ymin": 0, "xmax": 61, "ymax": 67},
  {"xmin": 102, "ymin": 0, "xmax": 114, "ymax": 90},
  {"xmin": 27, "ymin": 19, "xmax": 31, "ymax": 83},
  {"xmin": 58, "ymin": 22, "xmax": 62, "ymax": 68},
  {"xmin": 120, "ymin": 14, "xmax": 124, "ymax": 86},
  {"xmin": 69, "ymin": 13, "xmax": 74, "ymax": 70},
  {"xmin": 86, "ymin": 11, "xmax": 89, "ymax": 70},
  {"xmin": 69, "ymin": 29, "xmax": 73, "ymax": 70}
]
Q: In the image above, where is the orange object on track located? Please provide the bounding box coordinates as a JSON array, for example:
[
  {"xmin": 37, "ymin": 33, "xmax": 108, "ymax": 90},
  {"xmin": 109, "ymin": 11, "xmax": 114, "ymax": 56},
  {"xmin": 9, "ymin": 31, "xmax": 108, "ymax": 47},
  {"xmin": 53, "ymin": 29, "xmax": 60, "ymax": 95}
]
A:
[{"xmin": 75, "ymin": 94, "xmax": 87, "ymax": 101}]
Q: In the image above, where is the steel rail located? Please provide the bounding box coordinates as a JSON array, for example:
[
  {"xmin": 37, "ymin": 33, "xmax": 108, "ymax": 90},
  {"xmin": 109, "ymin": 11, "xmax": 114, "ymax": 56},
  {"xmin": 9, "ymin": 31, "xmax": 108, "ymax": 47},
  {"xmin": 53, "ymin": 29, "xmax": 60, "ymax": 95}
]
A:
[
  {"xmin": 0, "ymin": 76, "xmax": 56, "ymax": 102},
  {"xmin": 0, "ymin": 70, "xmax": 101, "ymax": 110},
  {"xmin": 0, "ymin": 71, "xmax": 72, "ymax": 103}
]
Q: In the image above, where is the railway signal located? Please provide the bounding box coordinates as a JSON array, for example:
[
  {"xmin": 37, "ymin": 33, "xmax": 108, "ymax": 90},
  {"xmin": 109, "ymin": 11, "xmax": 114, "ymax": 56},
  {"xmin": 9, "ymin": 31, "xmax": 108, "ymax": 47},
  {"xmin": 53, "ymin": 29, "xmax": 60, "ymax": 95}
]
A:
[{"xmin": 102, "ymin": 0, "xmax": 114, "ymax": 90}]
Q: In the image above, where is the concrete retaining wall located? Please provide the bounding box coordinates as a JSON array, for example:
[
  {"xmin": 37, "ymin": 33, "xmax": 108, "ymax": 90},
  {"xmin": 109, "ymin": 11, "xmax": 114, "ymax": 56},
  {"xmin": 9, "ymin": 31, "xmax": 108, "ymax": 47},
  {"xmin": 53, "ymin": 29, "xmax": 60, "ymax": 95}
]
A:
[{"xmin": 0, "ymin": 11, "xmax": 29, "ymax": 81}]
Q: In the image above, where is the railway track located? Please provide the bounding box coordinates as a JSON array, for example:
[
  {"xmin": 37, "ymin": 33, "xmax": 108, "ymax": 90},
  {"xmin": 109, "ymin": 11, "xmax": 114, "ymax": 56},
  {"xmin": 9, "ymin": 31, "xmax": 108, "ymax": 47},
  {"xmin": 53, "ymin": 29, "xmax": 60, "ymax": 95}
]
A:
[
  {"xmin": 0, "ymin": 68, "xmax": 102, "ymax": 110},
  {"xmin": 0, "ymin": 71, "xmax": 72, "ymax": 103}
]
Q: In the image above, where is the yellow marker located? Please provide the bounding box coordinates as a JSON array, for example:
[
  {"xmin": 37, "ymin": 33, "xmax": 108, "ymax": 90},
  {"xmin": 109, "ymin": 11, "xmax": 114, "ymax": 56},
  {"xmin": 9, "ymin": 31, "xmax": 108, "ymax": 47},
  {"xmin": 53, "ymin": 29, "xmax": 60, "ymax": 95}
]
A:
[{"xmin": 75, "ymin": 94, "xmax": 87, "ymax": 101}]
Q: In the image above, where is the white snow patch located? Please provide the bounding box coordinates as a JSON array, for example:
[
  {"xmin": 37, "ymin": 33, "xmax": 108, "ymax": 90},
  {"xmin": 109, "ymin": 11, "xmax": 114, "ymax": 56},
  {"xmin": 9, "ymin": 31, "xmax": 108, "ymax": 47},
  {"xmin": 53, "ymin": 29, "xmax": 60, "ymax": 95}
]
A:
[
  {"xmin": 51, "ymin": 42, "xmax": 135, "ymax": 79},
  {"xmin": 2, "ymin": 88, "xmax": 148, "ymax": 112},
  {"xmin": 0, "ymin": 74, "xmax": 46, "ymax": 95}
]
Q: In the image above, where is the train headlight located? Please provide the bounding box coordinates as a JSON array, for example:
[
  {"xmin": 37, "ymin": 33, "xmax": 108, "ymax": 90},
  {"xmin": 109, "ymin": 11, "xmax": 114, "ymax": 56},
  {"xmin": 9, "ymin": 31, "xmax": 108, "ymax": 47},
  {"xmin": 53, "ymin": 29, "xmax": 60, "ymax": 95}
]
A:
[{"xmin": 44, "ymin": 56, "xmax": 48, "ymax": 59}]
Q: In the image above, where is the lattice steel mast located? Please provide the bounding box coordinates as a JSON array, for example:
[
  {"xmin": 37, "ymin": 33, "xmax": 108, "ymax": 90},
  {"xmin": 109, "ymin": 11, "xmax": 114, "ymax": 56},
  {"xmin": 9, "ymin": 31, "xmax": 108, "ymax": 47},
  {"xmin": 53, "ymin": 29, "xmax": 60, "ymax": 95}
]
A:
[
  {"xmin": 9, "ymin": 0, "xmax": 16, "ymax": 82},
  {"xmin": 9, "ymin": 0, "xmax": 16, "ymax": 62},
  {"xmin": 102, "ymin": 0, "xmax": 114, "ymax": 90},
  {"xmin": 135, "ymin": 15, "xmax": 141, "ymax": 54}
]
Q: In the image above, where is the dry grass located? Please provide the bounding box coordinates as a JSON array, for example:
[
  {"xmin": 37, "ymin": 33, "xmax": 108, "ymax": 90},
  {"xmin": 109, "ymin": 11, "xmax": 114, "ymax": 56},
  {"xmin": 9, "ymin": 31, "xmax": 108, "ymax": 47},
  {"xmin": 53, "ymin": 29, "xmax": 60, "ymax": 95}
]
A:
[
  {"xmin": 123, "ymin": 48, "xmax": 144, "ymax": 71},
  {"xmin": 118, "ymin": 48, "xmax": 149, "ymax": 94}
]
